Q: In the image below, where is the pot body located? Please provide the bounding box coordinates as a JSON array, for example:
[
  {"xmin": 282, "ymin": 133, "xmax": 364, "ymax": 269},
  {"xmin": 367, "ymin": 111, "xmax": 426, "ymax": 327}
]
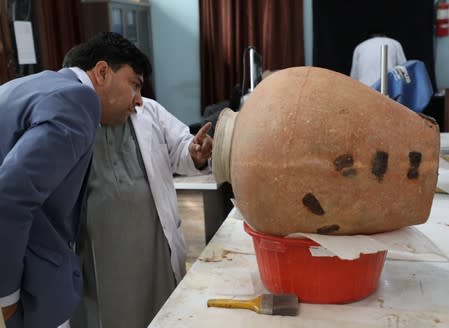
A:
[{"xmin": 230, "ymin": 67, "xmax": 439, "ymax": 236}]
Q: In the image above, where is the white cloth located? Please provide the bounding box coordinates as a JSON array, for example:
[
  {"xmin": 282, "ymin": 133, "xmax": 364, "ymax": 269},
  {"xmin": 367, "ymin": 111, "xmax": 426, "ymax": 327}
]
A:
[
  {"xmin": 0, "ymin": 290, "xmax": 19, "ymax": 308},
  {"xmin": 350, "ymin": 36, "xmax": 407, "ymax": 86},
  {"xmin": 288, "ymin": 226, "xmax": 448, "ymax": 262},
  {"xmin": 130, "ymin": 98, "xmax": 209, "ymax": 282}
]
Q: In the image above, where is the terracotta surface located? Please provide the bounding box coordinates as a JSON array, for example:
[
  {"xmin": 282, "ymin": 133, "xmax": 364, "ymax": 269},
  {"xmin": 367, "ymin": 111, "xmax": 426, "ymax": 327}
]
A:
[{"xmin": 227, "ymin": 67, "xmax": 440, "ymax": 236}]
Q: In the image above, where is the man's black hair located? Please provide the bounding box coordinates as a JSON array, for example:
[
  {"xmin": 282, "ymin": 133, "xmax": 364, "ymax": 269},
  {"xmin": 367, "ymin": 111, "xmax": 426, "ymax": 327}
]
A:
[{"xmin": 62, "ymin": 32, "xmax": 152, "ymax": 80}]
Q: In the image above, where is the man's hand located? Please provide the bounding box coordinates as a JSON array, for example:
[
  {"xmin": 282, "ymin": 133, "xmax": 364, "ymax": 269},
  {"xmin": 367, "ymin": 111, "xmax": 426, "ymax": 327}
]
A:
[
  {"xmin": 1, "ymin": 303, "xmax": 18, "ymax": 321},
  {"xmin": 189, "ymin": 122, "xmax": 213, "ymax": 169}
]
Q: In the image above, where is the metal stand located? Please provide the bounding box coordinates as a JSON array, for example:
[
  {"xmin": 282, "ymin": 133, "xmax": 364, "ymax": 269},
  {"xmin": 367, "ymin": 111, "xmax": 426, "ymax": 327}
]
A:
[{"xmin": 380, "ymin": 44, "xmax": 389, "ymax": 96}]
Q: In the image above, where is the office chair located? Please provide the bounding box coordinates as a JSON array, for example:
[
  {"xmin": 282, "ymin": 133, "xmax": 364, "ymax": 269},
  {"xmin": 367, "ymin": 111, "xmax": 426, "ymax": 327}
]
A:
[{"xmin": 371, "ymin": 60, "xmax": 433, "ymax": 113}]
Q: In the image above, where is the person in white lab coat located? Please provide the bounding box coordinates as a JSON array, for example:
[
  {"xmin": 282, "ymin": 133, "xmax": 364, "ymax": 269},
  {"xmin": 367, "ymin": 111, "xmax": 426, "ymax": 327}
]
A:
[
  {"xmin": 132, "ymin": 97, "xmax": 212, "ymax": 283},
  {"xmin": 70, "ymin": 95, "xmax": 212, "ymax": 328},
  {"xmin": 350, "ymin": 35, "xmax": 407, "ymax": 87},
  {"xmin": 63, "ymin": 40, "xmax": 213, "ymax": 327}
]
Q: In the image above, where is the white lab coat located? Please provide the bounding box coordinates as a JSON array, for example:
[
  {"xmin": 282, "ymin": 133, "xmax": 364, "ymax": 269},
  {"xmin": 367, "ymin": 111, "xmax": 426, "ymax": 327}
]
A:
[
  {"xmin": 130, "ymin": 98, "xmax": 208, "ymax": 283},
  {"xmin": 350, "ymin": 37, "xmax": 407, "ymax": 87}
]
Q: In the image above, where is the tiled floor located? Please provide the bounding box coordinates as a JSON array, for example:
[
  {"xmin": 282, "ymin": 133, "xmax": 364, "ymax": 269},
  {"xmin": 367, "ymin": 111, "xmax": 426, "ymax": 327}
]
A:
[{"xmin": 176, "ymin": 190, "xmax": 206, "ymax": 266}]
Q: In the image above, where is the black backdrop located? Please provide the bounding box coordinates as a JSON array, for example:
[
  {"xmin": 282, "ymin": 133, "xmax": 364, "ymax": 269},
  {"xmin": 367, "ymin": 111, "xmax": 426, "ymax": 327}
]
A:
[{"xmin": 312, "ymin": 0, "xmax": 436, "ymax": 89}]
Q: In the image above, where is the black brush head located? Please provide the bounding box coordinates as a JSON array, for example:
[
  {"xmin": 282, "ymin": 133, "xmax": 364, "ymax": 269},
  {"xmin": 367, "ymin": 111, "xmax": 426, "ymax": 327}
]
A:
[{"xmin": 260, "ymin": 293, "xmax": 299, "ymax": 316}]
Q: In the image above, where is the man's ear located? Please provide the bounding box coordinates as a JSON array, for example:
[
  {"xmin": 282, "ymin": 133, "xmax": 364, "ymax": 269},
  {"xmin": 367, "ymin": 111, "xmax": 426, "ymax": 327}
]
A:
[{"xmin": 92, "ymin": 61, "xmax": 110, "ymax": 86}]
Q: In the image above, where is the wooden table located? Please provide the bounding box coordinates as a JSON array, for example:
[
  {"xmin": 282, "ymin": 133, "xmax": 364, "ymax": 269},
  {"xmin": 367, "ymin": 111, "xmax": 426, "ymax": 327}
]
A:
[{"xmin": 149, "ymin": 193, "xmax": 449, "ymax": 327}]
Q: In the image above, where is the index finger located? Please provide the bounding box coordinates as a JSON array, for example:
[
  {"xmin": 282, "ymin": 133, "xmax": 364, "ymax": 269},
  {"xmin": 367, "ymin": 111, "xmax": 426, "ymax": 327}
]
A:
[{"xmin": 194, "ymin": 122, "xmax": 212, "ymax": 142}]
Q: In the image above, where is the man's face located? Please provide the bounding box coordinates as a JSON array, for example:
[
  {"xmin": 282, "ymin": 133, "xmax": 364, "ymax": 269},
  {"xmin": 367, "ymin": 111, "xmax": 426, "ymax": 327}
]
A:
[{"xmin": 99, "ymin": 64, "xmax": 143, "ymax": 125}]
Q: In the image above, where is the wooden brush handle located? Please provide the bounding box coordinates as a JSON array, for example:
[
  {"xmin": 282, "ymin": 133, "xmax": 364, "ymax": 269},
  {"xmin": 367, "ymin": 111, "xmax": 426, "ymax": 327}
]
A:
[{"xmin": 207, "ymin": 297, "xmax": 261, "ymax": 313}]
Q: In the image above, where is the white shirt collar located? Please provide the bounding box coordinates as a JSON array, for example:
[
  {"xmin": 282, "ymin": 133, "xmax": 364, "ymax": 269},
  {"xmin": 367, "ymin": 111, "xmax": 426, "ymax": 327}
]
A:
[
  {"xmin": 68, "ymin": 67, "xmax": 102, "ymax": 127},
  {"xmin": 68, "ymin": 67, "xmax": 94, "ymax": 90}
]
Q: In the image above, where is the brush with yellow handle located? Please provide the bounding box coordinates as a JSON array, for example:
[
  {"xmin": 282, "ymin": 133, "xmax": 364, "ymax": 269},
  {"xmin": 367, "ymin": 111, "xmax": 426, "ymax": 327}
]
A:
[{"xmin": 207, "ymin": 294, "xmax": 299, "ymax": 316}]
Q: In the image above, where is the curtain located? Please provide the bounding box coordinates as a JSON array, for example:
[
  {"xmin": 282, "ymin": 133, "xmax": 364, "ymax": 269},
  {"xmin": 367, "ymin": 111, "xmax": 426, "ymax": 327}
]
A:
[
  {"xmin": 199, "ymin": 0, "xmax": 304, "ymax": 113},
  {"xmin": 0, "ymin": 0, "xmax": 16, "ymax": 84},
  {"xmin": 34, "ymin": 0, "xmax": 83, "ymax": 70}
]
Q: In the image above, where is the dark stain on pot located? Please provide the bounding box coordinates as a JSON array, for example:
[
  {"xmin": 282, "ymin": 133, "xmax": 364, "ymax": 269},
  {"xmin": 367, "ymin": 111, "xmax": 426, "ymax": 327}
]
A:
[
  {"xmin": 372, "ymin": 151, "xmax": 388, "ymax": 180},
  {"xmin": 407, "ymin": 151, "xmax": 422, "ymax": 179},
  {"xmin": 317, "ymin": 224, "xmax": 340, "ymax": 234},
  {"xmin": 342, "ymin": 168, "xmax": 357, "ymax": 177},
  {"xmin": 302, "ymin": 193, "xmax": 325, "ymax": 215},
  {"xmin": 407, "ymin": 168, "xmax": 419, "ymax": 179},
  {"xmin": 409, "ymin": 151, "xmax": 422, "ymax": 167},
  {"xmin": 334, "ymin": 154, "xmax": 353, "ymax": 171}
]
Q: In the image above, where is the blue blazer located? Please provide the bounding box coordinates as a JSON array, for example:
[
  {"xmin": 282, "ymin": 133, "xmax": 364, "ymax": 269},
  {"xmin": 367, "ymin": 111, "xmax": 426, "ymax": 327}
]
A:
[{"xmin": 0, "ymin": 69, "xmax": 100, "ymax": 327}]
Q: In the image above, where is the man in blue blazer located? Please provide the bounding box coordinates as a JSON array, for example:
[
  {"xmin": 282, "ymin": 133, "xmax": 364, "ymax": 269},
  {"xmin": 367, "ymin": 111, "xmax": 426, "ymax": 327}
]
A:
[{"xmin": 0, "ymin": 32, "xmax": 151, "ymax": 328}]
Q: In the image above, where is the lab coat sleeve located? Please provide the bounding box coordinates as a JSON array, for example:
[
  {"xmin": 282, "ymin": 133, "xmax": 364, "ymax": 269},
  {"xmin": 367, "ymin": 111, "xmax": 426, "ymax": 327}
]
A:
[{"xmin": 150, "ymin": 100, "xmax": 209, "ymax": 176}]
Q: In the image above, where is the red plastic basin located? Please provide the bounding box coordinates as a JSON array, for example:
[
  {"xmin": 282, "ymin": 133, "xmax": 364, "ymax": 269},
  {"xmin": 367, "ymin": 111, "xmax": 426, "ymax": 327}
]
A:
[{"xmin": 244, "ymin": 221, "xmax": 387, "ymax": 304}]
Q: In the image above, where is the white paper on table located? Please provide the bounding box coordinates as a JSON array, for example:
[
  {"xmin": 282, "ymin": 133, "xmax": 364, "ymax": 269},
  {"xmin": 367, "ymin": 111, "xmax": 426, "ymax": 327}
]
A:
[
  {"xmin": 288, "ymin": 232, "xmax": 388, "ymax": 260},
  {"xmin": 288, "ymin": 226, "xmax": 449, "ymax": 262}
]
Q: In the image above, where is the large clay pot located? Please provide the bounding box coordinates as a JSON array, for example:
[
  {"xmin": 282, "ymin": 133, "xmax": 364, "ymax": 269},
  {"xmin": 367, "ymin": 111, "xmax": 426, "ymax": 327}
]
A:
[{"xmin": 213, "ymin": 67, "xmax": 440, "ymax": 236}]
